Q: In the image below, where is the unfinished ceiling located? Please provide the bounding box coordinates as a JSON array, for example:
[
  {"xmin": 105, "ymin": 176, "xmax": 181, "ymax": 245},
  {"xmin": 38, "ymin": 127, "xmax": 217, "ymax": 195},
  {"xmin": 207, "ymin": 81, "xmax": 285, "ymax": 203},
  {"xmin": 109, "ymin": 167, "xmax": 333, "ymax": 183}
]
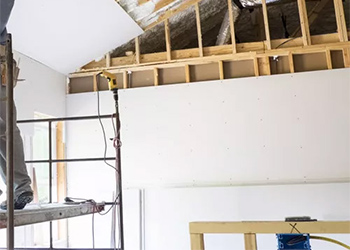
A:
[{"xmin": 111, "ymin": 0, "xmax": 349, "ymax": 58}]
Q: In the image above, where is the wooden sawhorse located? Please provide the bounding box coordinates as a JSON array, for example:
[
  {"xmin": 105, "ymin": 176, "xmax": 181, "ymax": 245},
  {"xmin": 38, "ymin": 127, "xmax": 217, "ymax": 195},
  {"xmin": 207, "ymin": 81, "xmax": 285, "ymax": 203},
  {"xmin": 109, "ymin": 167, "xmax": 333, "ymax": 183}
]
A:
[{"xmin": 189, "ymin": 221, "xmax": 350, "ymax": 250}]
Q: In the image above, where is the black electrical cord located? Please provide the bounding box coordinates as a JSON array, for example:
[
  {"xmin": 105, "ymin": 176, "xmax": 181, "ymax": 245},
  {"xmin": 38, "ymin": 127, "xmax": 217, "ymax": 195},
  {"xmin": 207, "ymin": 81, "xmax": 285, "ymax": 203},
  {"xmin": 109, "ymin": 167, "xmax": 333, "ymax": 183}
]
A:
[{"xmin": 95, "ymin": 77, "xmax": 121, "ymax": 249}]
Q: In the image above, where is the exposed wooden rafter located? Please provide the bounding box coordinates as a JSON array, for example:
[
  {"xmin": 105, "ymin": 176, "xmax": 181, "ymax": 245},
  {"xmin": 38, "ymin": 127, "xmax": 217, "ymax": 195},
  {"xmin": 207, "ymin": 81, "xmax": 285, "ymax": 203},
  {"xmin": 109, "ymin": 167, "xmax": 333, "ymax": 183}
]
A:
[
  {"xmin": 297, "ymin": 0, "xmax": 312, "ymax": 46},
  {"xmin": 195, "ymin": 3, "xmax": 204, "ymax": 57},
  {"xmin": 227, "ymin": 0, "xmax": 237, "ymax": 53},
  {"xmin": 145, "ymin": 0, "xmax": 204, "ymax": 30}
]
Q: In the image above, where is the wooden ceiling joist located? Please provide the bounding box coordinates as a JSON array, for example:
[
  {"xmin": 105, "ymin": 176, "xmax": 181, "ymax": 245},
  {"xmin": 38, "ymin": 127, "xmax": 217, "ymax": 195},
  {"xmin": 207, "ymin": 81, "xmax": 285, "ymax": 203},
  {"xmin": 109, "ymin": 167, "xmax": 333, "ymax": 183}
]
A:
[
  {"xmin": 227, "ymin": 0, "xmax": 237, "ymax": 53},
  {"xmin": 145, "ymin": 0, "xmax": 204, "ymax": 30},
  {"xmin": 297, "ymin": 0, "xmax": 312, "ymax": 46}
]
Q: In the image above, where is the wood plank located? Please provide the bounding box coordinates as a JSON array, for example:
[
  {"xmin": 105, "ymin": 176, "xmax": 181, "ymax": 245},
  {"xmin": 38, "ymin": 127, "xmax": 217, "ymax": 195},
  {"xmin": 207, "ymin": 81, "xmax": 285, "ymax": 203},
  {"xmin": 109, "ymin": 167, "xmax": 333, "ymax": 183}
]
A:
[
  {"xmin": 135, "ymin": 36, "xmax": 141, "ymax": 64},
  {"xmin": 93, "ymin": 74, "xmax": 98, "ymax": 92},
  {"xmin": 218, "ymin": 61, "xmax": 224, "ymax": 80},
  {"xmin": 244, "ymin": 233, "xmax": 257, "ymax": 250},
  {"xmin": 195, "ymin": 3, "xmax": 204, "ymax": 57},
  {"xmin": 261, "ymin": 0, "xmax": 271, "ymax": 50},
  {"xmin": 0, "ymin": 203, "xmax": 105, "ymax": 229},
  {"xmin": 325, "ymin": 49, "xmax": 333, "ymax": 69},
  {"xmin": 292, "ymin": 0, "xmax": 331, "ymax": 37},
  {"xmin": 254, "ymin": 57, "xmax": 259, "ymax": 76},
  {"xmin": 190, "ymin": 234, "xmax": 204, "ymax": 250},
  {"xmin": 343, "ymin": 48, "xmax": 350, "ymax": 67},
  {"xmin": 189, "ymin": 221, "xmax": 350, "ymax": 234},
  {"xmin": 56, "ymin": 121, "xmax": 67, "ymax": 241},
  {"xmin": 123, "ymin": 71, "xmax": 128, "ymax": 89},
  {"xmin": 155, "ymin": 0, "xmax": 176, "ymax": 12},
  {"xmin": 145, "ymin": 0, "xmax": 204, "ymax": 30},
  {"xmin": 227, "ymin": 0, "xmax": 237, "ymax": 53},
  {"xmin": 185, "ymin": 64, "xmax": 191, "ymax": 83},
  {"xmin": 288, "ymin": 52, "xmax": 295, "ymax": 73},
  {"xmin": 164, "ymin": 19, "xmax": 172, "ymax": 61},
  {"xmin": 334, "ymin": 0, "xmax": 348, "ymax": 42},
  {"xmin": 106, "ymin": 53, "xmax": 111, "ymax": 68},
  {"xmin": 297, "ymin": 0, "xmax": 312, "ymax": 46},
  {"xmin": 259, "ymin": 57, "xmax": 271, "ymax": 75},
  {"xmin": 154, "ymin": 68, "xmax": 159, "ymax": 86}
]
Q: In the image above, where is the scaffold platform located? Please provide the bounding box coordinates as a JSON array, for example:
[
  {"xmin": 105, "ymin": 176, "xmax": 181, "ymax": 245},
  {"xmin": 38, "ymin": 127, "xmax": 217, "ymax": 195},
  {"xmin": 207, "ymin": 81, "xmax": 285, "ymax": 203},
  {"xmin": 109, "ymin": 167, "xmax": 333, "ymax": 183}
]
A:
[{"xmin": 0, "ymin": 202, "xmax": 105, "ymax": 229}]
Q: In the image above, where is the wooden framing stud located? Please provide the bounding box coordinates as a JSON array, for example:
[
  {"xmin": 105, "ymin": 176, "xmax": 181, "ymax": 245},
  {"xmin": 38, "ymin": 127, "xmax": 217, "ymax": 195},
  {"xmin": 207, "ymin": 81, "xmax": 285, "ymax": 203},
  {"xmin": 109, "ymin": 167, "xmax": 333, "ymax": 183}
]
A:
[
  {"xmin": 106, "ymin": 53, "xmax": 111, "ymax": 68},
  {"xmin": 254, "ymin": 57, "xmax": 259, "ymax": 76},
  {"xmin": 334, "ymin": 0, "xmax": 348, "ymax": 42},
  {"xmin": 185, "ymin": 64, "xmax": 191, "ymax": 83},
  {"xmin": 259, "ymin": 57, "xmax": 271, "ymax": 75},
  {"xmin": 244, "ymin": 233, "xmax": 257, "ymax": 250},
  {"xmin": 325, "ymin": 49, "xmax": 333, "ymax": 69},
  {"xmin": 261, "ymin": 0, "xmax": 271, "ymax": 50},
  {"xmin": 288, "ymin": 52, "xmax": 295, "ymax": 73},
  {"xmin": 164, "ymin": 19, "xmax": 172, "ymax": 61},
  {"xmin": 190, "ymin": 234, "xmax": 204, "ymax": 250},
  {"xmin": 123, "ymin": 71, "xmax": 128, "ymax": 89},
  {"xmin": 135, "ymin": 36, "xmax": 141, "ymax": 64},
  {"xmin": 154, "ymin": 68, "xmax": 159, "ymax": 86},
  {"xmin": 297, "ymin": 0, "xmax": 311, "ymax": 46},
  {"xmin": 218, "ymin": 60, "xmax": 224, "ymax": 80},
  {"xmin": 195, "ymin": 3, "xmax": 204, "ymax": 57},
  {"xmin": 93, "ymin": 74, "xmax": 98, "ymax": 92},
  {"xmin": 227, "ymin": 0, "xmax": 237, "ymax": 53},
  {"xmin": 343, "ymin": 48, "xmax": 350, "ymax": 68}
]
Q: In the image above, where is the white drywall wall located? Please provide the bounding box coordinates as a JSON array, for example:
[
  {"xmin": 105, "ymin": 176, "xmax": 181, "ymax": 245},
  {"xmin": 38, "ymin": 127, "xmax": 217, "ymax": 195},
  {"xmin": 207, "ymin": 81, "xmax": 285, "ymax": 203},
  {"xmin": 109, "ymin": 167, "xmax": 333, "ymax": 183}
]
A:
[
  {"xmin": 65, "ymin": 68, "xmax": 350, "ymax": 249},
  {"xmin": 8, "ymin": 0, "xmax": 143, "ymax": 74}
]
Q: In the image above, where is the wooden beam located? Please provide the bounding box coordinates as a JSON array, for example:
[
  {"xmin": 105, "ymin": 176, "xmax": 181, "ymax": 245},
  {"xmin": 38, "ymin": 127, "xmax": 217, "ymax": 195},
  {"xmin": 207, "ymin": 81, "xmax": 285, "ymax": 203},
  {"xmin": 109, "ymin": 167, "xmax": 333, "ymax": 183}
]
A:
[
  {"xmin": 185, "ymin": 64, "xmax": 191, "ymax": 83},
  {"xmin": 189, "ymin": 221, "xmax": 350, "ymax": 234},
  {"xmin": 164, "ymin": 19, "xmax": 172, "ymax": 61},
  {"xmin": 195, "ymin": 3, "xmax": 204, "ymax": 57},
  {"xmin": 56, "ymin": 121, "xmax": 67, "ymax": 241},
  {"xmin": 343, "ymin": 48, "xmax": 350, "ymax": 67},
  {"xmin": 154, "ymin": 68, "xmax": 159, "ymax": 86},
  {"xmin": 288, "ymin": 52, "xmax": 295, "ymax": 73},
  {"xmin": 297, "ymin": 0, "xmax": 312, "ymax": 46},
  {"xmin": 123, "ymin": 71, "xmax": 128, "ymax": 89},
  {"xmin": 227, "ymin": 0, "xmax": 237, "ymax": 53},
  {"xmin": 244, "ymin": 233, "xmax": 257, "ymax": 250},
  {"xmin": 218, "ymin": 61, "xmax": 224, "ymax": 80},
  {"xmin": 254, "ymin": 57, "xmax": 259, "ymax": 76},
  {"xmin": 106, "ymin": 53, "xmax": 111, "ymax": 68},
  {"xmin": 292, "ymin": 0, "xmax": 331, "ymax": 37},
  {"xmin": 145, "ymin": 0, "xmax": 204, "ymax": 30},
  {"xmin": 325, "ymin": 49, "xmax": 333, "ymax": 69},
  {"xmin": 93, "ymin": 74, "xmax": 98, "ymax": 92},
  {"xmin": 190, "ymin": 234, "xmax": 204, "ymax": 250},
  {"xmin": 334, "ymin": 0, "xmax": 348, "ymax": 42},
  {"xmin": 261, "ymin": 0, "xmax": 271, "ymax": 50},
  {"xmin": 259, "ymin": 57, "xmax": 271, "ymax": 75},
  {"xmin": 155, "ymin": 0, "xmax": 177, "ymax": 12},
  {"xmin": 135, "ymin": 36, "xmax": 141, "ymax": 64}
]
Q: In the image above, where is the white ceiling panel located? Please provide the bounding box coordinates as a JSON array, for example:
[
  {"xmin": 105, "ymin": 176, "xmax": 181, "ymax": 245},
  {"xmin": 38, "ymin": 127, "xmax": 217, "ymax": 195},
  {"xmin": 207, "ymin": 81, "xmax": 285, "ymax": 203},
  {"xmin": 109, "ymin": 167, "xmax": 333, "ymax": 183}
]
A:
[{"xmin": 8, "ymin": 0, "xmax": 143, "ymax": 74}]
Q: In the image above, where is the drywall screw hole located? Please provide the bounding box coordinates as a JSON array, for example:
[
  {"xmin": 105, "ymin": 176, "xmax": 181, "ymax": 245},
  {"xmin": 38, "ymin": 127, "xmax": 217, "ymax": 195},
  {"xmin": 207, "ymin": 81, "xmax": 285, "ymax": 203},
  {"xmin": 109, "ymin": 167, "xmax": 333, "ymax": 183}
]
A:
[{"xmin": 59, "ymin": 213, "xmax": 62, "ymax": 216}]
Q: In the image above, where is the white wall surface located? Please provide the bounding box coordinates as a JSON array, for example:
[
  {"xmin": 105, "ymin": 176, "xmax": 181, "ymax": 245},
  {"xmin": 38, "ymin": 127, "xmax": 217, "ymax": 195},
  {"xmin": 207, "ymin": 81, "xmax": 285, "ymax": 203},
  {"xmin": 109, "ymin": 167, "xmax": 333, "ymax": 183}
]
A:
[
  {"xmin": 8, "ymin": 0, "xmax": 143, "ymax": 74},
  {"xmin": 14, "ymin": 51, "xmax": 67, "ymax": 120},
  {"xmin": 65, "ymin": 69, "xmax": 350, "ymax": 250}
]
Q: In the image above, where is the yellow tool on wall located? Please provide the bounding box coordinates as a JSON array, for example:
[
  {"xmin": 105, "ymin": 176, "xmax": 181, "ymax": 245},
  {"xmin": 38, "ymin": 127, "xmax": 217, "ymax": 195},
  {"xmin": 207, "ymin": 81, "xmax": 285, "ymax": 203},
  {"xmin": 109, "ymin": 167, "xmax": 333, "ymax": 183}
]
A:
[{"xmin": 97, "ymin": 70, "xmax": 118, "ymax": 90}]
